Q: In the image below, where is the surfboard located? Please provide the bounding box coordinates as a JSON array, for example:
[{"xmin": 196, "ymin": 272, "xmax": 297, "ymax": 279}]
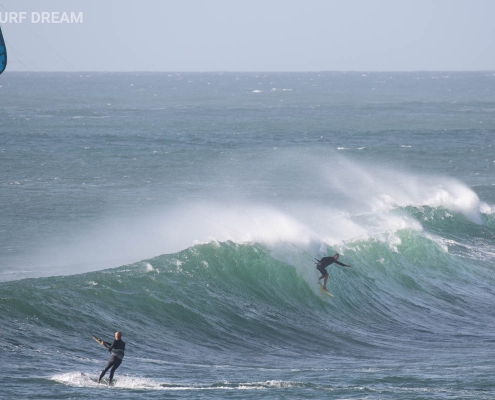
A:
[
  {"xmin": 92, "ymin": 335, "xmax": 110, "ymax": 348},
  {"xmin": 319, "ymin": 286, "xmax": 334, "ymax": 297}
]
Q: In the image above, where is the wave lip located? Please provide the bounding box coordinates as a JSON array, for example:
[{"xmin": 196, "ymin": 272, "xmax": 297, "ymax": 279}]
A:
[{"xmin": 4, "ymin": 152, "xmax": 493, "ymax": 283}]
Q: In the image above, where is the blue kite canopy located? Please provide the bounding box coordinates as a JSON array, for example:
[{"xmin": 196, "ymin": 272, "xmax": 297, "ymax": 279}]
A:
[{"xmin": 0, "ymin": 26, "xmax": 7, "ymax": 74}]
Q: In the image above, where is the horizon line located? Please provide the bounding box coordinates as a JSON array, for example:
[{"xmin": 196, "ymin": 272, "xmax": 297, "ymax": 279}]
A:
[{"xmin": 2, "ymin": 69, "xmax": 495, "ymax": 74}]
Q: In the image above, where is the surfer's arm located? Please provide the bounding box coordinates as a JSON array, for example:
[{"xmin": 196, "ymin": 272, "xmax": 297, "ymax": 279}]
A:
[
  {"xmin": 107, "ymin": 340, "xmax": 116, "ymax": 352},
  {"xmin": 335, "ymin": 261, "xmax": 351, "ymax": 267}
]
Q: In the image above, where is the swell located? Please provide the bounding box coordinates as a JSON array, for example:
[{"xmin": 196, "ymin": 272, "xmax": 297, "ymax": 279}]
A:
[{"xmin": 2, "ymin": 214, "xmax": 495, "ymax": 363}]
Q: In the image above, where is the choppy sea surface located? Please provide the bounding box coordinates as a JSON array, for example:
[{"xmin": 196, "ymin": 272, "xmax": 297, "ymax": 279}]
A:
[{"xmin": 1, "ymin": 72, "xmax": 495, "ymax": 399}]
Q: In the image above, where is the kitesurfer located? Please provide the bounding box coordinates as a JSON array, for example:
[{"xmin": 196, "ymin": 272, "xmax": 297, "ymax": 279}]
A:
[
  {"xmin": 97, "ymin": 331, "xmax": 125, "ymax": 385},
  {"xmin": 317, "ymin": 253, "xmax": 351, "ymax": 292}
]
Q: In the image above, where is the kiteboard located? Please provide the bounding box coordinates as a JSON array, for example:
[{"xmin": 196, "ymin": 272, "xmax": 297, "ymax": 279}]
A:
[
  {"xmin": 80, "ymin": 373, "xmax": 113, "ymax": 385},
  {"xmin": 92, "ymin": 335, "xmax": 110, "ymax": 348},
  {"xmin": 318, "ymin": 285, "xmax": 334, "ymax": 297}
]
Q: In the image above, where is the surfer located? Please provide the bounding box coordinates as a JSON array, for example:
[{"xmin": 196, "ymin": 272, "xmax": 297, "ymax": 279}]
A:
[
  {"xmin": 97, "ymin": 331, "xmax": 125, "ymax": 385},
  {"xmin": 316, "ymin": 253, "xmax": 351, "ymax": 292}
]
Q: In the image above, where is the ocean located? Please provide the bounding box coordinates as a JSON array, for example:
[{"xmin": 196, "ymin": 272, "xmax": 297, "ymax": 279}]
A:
[{"xmin": 1, "ymin": 71, "xmax": 495, "ymax": 399}]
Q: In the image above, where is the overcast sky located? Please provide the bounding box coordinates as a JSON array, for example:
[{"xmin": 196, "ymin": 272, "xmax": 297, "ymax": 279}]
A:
[{"xmin": 1, "ymin": 0, "xmax": 494, "ymax": 72}]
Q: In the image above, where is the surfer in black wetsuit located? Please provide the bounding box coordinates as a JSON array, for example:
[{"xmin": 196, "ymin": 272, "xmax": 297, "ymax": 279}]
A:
[
  {"xmin": 317, "ymin": 253, "xmax": 351, "ymax": 292},
  {"xmin": 97, "ymin": 331, "xmax": 125, "ymax": 385}
]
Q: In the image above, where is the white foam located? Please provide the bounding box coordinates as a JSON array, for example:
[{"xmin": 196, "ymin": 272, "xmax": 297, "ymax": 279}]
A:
[
  {"xmin": 52, "ymin": 372, "xmax": 167, "ymax": 390},
  {"xmin": 319, "ymin": 156, "xmax": 485, "ymax": 224},
  {"xmin": 480, "ymin": 202, "xmax": 495, "ymax": 215},
  {"xmin": 51, "ymin": 372, "xmax": 299, "ymax": 391},
  {"xmin": 424, "ymin": 181, "xmax": 482, "ymax": 224},
  {"xmin": 145, "ymin": 263, "xmax": 154, "ymax": 272}
]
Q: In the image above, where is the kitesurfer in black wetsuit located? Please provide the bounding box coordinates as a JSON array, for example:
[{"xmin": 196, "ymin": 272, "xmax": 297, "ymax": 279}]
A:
[
  {"xmin": 97, "ymin": 331, "xmax": 125, "ymax": 385},
  {"xmin": 316, "ymin": 253, "xmax": 351, "ymax": 292}
]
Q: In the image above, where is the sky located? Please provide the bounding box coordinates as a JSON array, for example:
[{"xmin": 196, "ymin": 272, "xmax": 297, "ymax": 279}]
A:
[{"xmin": 0, "ymin": 0, "xmax": 494, "ymax": 72}]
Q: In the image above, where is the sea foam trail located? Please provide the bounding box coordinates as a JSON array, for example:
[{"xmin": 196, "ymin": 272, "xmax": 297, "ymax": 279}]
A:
[
  {"xmin": 10, "ymin": 152, "xmax": 492, "ymax": 280},
  {"xmin": 51, "ymin": 372, "xmax": 303, "ymax": 391}
]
